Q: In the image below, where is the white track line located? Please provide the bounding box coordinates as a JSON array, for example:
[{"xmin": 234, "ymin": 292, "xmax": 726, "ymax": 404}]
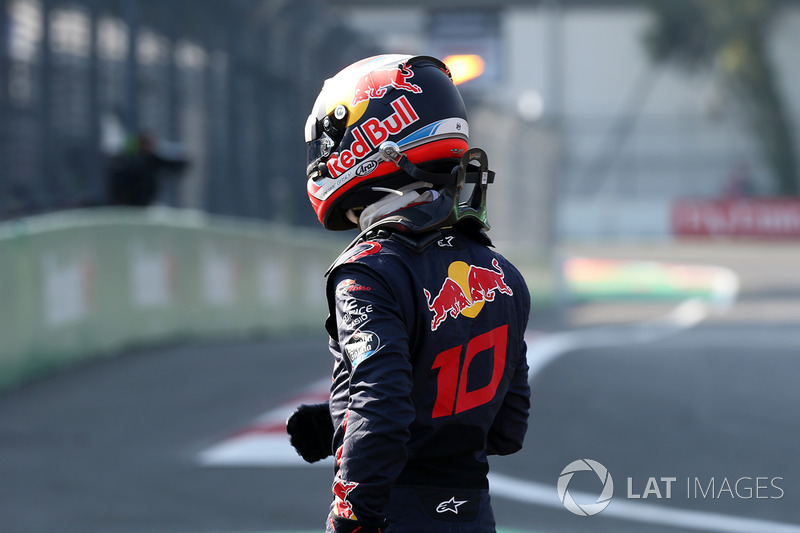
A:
[
  {"xmin": 488, "ymin": 472, "xmax": 800, "ymax": 533},
  {"xmin": 526, "ymin": 263, "xmax": 739, "ymax": 381}
]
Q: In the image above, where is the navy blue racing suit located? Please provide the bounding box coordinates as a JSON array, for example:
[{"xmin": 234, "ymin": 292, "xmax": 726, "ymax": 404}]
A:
[{"xmin": 324, "ymin": 226, "xmax": 530, "ymax": 532}]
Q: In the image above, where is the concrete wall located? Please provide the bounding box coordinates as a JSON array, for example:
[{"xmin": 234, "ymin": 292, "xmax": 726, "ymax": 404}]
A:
[
  {"xmin": 0, "ymin": 208, "xmax": 555, "ymax": 391},
  {"xmin": 0, "ymin": 209, "xmax": 346, "ymax": 391}
]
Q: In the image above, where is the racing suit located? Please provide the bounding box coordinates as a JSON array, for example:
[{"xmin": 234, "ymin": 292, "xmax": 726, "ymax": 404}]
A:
[{"xmin": 324, "ymin": 225, "xmax": 531, "ymax": 533}]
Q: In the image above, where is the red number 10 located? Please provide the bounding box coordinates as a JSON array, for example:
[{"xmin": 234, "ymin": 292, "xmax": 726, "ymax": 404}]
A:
[{"xmin": 431, "ymin": 324, "xmax": 508, "ymax": 418}]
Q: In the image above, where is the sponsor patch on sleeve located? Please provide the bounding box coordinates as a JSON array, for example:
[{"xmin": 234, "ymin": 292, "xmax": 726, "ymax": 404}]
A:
[
  {"xmin": 336, "ymin": 278, "xmax": 373, "ymax": 296},
  {"xmin": 344, "ymin": 330, "xmax": 381, "ymax": 367}
]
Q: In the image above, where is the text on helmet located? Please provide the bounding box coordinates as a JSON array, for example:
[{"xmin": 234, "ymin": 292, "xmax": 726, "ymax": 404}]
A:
[{"xmin": 326, "ymin": 96, "xmax": 419, "ymax": 178}]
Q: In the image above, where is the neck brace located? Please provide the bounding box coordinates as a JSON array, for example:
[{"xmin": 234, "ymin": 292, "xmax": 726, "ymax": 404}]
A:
[{"xmin": 355, "ymin": 181, "xmax": 439, "ymax": 230}]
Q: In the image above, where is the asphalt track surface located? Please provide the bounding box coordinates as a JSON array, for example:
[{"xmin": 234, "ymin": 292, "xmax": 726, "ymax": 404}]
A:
[{"xmin": 2, "ymin": 241, "xmax": 799, "ymax": 533}]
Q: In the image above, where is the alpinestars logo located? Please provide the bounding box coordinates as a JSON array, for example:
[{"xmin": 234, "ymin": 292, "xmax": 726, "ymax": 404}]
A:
[
  {"xmin": 437, "ymin": 235, "xmax": 455, "ymax": 248},
  {"xmin": 423, "ymin": 258, "xmax": 513, "ymax": 331},
  {"xmin": 436, "ymin": 497, "xmax": 467, "ymax": 514}
]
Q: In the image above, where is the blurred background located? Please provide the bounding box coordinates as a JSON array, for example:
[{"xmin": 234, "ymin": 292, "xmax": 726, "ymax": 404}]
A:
[{"xmin": 1, "ymin": 0, "xmax": 799, "ymax": 532}]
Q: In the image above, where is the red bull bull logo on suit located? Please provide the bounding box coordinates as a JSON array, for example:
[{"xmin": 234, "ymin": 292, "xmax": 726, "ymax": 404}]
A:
[
  {"xmin": 423, "ymin": 258, "xmax": 513, "ymax": 331},
  {"xmin": 332, "ymin": 478, "xmax": 359, "ymax": 519}
]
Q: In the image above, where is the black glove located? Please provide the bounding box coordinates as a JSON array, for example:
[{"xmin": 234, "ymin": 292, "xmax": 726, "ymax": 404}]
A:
[
  {"xmin": 329, "ymin": 515, "xmax": 386, "ymax": 533},
  {"xmin": 286, "ymin": 402, "xmax": 334, "ymax": 463}
]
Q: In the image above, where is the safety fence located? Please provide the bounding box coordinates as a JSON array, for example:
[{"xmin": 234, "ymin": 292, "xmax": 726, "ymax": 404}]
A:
[
  {"xmin": 0, "ymin": 208, "xmax": 555, "ymax": 392},
  {"xmin": 0, "ymin": 0, "xmax": 375, "ymax": 224},
  {"xmin": 0, "ymin": 208, "xmax": 348, "ymax": 391}
]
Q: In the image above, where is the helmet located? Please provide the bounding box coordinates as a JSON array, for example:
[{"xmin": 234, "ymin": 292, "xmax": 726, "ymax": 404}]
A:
[{"xmin": 305, "ymin": 54, "xmax": 494, "ymax": 233}]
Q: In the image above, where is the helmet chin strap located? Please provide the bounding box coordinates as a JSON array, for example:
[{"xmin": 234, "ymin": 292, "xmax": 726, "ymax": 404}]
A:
[
  {"xmin": 378, "ymin": 142, "xmax": 459, "ymax": 186},
  {"xmin": 378, "ymin": 141, "xmax": 495, "ymax": 190}
]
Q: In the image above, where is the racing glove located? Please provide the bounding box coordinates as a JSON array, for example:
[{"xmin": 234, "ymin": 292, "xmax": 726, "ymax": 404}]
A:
[{"xmin": 286, "ymin": 402, "xmax": 334, "ymax": 463}]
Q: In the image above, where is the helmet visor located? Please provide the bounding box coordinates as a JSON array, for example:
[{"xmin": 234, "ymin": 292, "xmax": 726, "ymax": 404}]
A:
[{"xmin": 306, "ymin": 133, "xmax": 335, "ymax": 176}]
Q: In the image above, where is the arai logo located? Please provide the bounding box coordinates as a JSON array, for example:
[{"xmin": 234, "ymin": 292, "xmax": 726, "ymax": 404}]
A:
[{"xmin": 356, "ymin": 160, "xmax": 378, "ymax": 177}]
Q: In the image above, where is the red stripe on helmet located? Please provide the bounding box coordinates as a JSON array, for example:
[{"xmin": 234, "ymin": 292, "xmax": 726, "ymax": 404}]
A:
[{"xmin": 308, "ymin": 138, "xmax": 468, "ymax": 227}]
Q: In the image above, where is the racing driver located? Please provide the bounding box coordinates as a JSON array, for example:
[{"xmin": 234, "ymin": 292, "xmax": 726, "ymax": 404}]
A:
[{"xmin": 287, "ymin": 54, "xmax": 531, "ymax": 533}]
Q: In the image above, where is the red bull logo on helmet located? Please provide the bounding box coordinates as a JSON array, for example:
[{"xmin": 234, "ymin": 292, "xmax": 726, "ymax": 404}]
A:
[
  {"xmin": 424, "ymin": 258, "xmax": 513, "ymax": 331},
  {"xmin": 351, "ymin": 64, "xmax": 422, "ymax": 106},
  {"xmin": 326, "ymin": 95, "xmax": 419, "ymax": 178}
]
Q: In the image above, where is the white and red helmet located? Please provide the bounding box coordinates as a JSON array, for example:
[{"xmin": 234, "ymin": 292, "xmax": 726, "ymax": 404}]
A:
[{"xmin": 305, "ymin": 55, "xmax": 472, "ymax": 231}]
